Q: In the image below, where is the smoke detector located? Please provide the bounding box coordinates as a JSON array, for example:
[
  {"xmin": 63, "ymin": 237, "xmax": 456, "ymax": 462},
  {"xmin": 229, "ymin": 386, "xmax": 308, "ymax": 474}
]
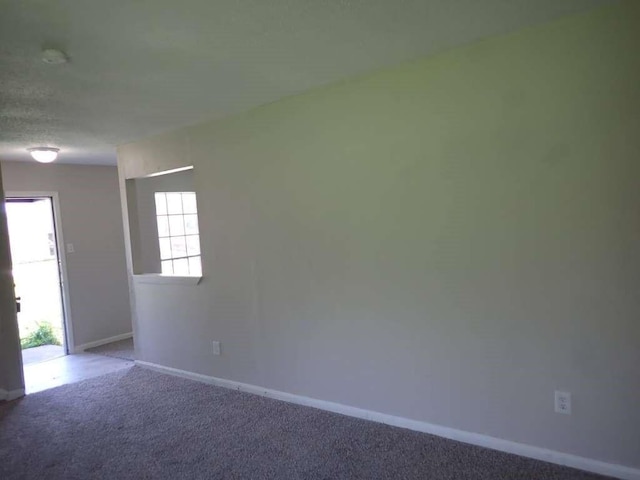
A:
[{"xmin": 41, "ymin": 48, "xmax": 68, "ymax": 65}]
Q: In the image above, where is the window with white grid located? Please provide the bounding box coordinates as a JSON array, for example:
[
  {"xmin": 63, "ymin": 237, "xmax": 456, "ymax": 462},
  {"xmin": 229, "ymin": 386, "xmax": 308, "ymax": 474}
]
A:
[{"xmin": 154, "ymin": 192, "xmax": 202, "ymax": 276}]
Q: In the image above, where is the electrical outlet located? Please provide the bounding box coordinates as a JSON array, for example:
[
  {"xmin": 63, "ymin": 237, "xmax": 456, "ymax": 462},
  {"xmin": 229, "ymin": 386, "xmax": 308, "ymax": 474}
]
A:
[
  {"xmin": 212, "ymin": 341, "xmax": 221, "ymax": 356},
  {"xmin": 555, "ymin": 391, "xmax": 571, "ymax": 415},
  {"xmin": 66, "ymin": 243, "xmax": 75, "ymax": 253}
]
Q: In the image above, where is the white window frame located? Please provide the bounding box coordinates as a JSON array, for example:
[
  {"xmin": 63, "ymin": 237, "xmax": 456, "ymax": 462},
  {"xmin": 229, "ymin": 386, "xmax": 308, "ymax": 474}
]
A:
[{"xmin": 154, "ymin": 191, "xmax": 202, "ymax": 277}]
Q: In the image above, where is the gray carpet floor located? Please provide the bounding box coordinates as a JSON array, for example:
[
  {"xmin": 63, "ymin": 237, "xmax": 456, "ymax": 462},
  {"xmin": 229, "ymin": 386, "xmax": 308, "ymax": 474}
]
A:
[
  {"xmin": 0, "ymin": 367, "xmax": 611, "ymax": 480},
  {"xmin": 85, "ymin": 338, "xmax": 135, "ymax": 361}
]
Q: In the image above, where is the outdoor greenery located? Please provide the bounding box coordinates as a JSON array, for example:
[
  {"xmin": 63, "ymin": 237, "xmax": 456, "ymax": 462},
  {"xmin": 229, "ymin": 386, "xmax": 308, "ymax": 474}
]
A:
[{"xmin": 20, "ymin": 322, "xmax": 61, "ymax": 349}]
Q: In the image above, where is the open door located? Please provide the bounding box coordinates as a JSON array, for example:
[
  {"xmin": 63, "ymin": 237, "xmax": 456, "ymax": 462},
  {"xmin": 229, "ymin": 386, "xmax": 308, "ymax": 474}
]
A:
[{"xmin": 5, "ymin": 196, "xmax": 69, "ymax": 367}]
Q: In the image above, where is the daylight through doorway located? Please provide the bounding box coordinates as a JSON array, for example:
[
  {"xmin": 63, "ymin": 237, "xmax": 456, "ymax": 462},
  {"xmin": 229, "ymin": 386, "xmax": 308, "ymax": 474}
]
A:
[{"xmin": 6, "ymin": 197, "xmax": 67, "ymax": 366}]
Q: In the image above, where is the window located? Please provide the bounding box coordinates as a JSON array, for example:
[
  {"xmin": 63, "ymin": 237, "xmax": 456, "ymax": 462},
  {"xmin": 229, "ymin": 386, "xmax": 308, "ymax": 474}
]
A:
[{"xmin": 154, "ymin": 192, "xmax": 202, "ymax": 276}]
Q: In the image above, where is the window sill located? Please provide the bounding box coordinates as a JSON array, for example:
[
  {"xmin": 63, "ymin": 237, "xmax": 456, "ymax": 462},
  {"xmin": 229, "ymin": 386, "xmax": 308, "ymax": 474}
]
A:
[{"xmin": 132, "ymin": 274, "xmax": 202, "ymax": 286}]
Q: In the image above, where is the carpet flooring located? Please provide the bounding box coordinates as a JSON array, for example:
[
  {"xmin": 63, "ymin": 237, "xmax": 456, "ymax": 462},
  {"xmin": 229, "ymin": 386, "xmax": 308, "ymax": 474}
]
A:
[
  {"xmin": 0, "ymin": 367, "xmax": 611, "ymax": 480},
  {"xmin": 85, "ymin": 338, "xmax": 135, "ymax": 361}
]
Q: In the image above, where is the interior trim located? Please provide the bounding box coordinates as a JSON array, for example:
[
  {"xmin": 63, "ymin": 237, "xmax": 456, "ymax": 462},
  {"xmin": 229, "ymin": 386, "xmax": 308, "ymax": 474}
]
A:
[
  {"xmin": 132, "ymin": 274, "xmax": 202, "ymax": 286},
  {"xmin": 74, "ymin": 332, "xmax": 133, "ymax": 354},
  {"xmin": 135, "ymin": 360, "xmax": 640, "ymax": 480},
  {"xmin": 0, "ymin": 388, "xmax": 25, "ymax": 401}
]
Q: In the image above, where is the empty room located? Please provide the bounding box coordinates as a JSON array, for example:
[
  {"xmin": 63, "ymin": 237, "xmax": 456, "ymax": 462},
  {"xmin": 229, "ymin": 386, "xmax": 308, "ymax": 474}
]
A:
[{"xmin": 1, "ymin": 1, "xmax": 638, "ymax": 479}]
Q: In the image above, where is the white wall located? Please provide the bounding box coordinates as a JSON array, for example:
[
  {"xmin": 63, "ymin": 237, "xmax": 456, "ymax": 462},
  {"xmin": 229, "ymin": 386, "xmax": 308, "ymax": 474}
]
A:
[
  {"xmin": 118, "ymin": 2, "xmax": 640, "ymax": 472},
  {"xmin": 0, "ymin": 161, "xmax": 132, "ymax": 349},
  {"xmin": 0, "ymin": 165, "xmax": 24, "ymax": 396}
]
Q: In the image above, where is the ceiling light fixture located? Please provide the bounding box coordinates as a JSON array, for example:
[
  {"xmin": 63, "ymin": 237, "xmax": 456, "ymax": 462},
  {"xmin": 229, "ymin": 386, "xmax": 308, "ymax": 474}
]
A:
[{"xmin": 28, "ymin": 147, "xmax": 60, "ymax": 163}]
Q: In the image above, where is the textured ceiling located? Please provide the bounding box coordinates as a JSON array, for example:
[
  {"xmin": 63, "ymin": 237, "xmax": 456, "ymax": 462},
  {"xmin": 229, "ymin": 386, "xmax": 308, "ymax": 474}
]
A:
[{"xmin": 0, "ymin": 0, "xmax": 612, "ymax": 165}]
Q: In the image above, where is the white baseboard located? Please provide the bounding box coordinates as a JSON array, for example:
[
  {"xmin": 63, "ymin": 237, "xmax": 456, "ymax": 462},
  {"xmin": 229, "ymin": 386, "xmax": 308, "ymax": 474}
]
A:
[
  {"xmin": 74, "ymin": 332, "xmax": 133, "ymax": 353},
  {"xmin": 135, "ymin": 360, "xmax": 639, "ymax": 480},
  {"xmin": 0, "ymin": 388, "xmax": 25, "ymax": 401}
]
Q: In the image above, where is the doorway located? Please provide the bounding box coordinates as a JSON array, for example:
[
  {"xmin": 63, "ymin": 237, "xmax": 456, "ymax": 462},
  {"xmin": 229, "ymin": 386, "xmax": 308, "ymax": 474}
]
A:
[{"xmin": 5, "ymin": 195, "xmax": 70, "ymax": 367}]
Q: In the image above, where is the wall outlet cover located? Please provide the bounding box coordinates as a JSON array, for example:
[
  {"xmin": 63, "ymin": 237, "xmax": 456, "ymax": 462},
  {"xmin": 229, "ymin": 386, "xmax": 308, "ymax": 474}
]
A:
[{"xmin": 554, "ymin": 391, "xmax": 572, "ymax": 415}]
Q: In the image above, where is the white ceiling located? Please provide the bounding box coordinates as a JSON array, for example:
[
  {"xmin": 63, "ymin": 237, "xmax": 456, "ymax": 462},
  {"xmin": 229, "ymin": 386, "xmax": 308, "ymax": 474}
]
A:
[{"xmin": 0, "ymin": 0, "xmax": 612, "ymax": 165}]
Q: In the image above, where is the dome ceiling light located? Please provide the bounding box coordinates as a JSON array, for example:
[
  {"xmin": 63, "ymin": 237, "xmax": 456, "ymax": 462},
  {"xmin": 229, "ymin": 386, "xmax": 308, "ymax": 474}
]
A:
[{"xmin": 28, "ymin": 147, "xmax": 60, "ymax": 163}]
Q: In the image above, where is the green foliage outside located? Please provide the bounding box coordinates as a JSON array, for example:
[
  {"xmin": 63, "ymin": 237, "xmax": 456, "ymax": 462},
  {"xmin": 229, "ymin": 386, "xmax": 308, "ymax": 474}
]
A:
[{"xmin": 20, "ymin": 322, "xmax": 61, "ymax": 349}]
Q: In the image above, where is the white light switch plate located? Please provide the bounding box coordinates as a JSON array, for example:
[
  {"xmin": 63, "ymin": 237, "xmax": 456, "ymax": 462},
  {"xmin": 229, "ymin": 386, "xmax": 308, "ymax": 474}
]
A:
[{"xmin": 212, "ymin": 341, "xmax": 221, "ymax": 356}]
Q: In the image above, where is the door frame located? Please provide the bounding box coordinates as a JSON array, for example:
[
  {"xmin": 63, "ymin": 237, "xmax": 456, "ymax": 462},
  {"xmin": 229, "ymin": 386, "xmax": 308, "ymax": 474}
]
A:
[{"xmin": 6, "ymin": 191, "xmax": 75, "ymax": 354}]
